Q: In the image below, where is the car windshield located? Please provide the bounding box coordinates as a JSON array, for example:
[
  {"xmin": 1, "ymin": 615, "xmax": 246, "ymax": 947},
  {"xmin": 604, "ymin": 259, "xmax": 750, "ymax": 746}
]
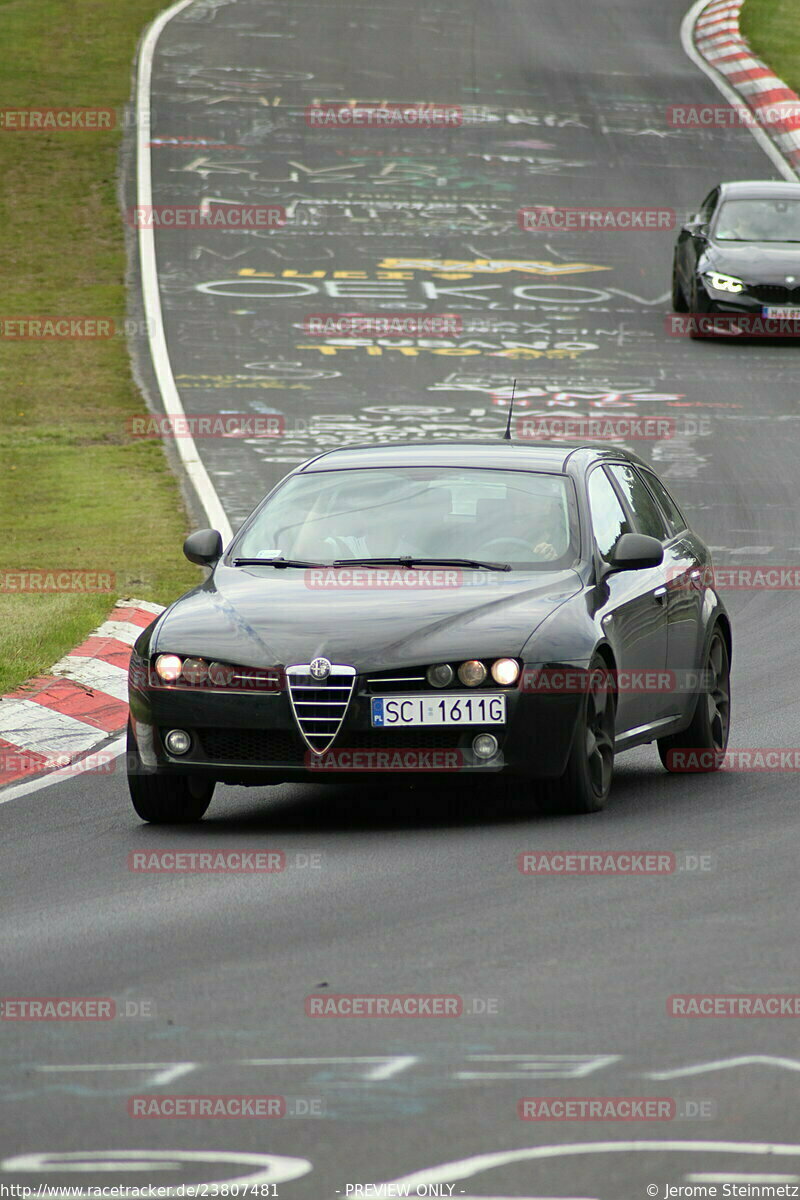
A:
[
  {"xmin": 232, "ymin": 467, "xmax": 578, "ymax": 569},
  {"xmin": 715, "ymin": 198, "xmax": 800, "ymax": 242}
]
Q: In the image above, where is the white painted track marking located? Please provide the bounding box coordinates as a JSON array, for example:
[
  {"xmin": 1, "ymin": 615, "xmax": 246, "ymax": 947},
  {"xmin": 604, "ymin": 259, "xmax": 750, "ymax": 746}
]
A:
[
  {"xmin": 372, "ymin": 1142, "xmax": 800, "ymax": 1191},
  {"xmin": 645, "ymin": 1054, "xmax": 800, "ymax": 1078},
  {"xmin": 2, "ymin": 1149, "xmax": 311, "ymax": 1192}
]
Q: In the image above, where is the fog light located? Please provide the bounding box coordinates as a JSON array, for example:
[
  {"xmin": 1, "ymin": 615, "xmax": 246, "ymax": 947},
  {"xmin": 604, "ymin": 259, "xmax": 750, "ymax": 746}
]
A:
[
  {"xmin": 458, "ymin": 659, "xmax": 487, "ymax": 687},
  {"xmin": 472, "ymin": 733, "xmax": 499, "ymax": 760},
  {"xmin": 155, "ymin": 654, "xmax": 182, "ymax": 683},
  {"xmin": 164, "ymin": 729, "xmax": 192, "ymax": 756},
  {"xmin": 491, "ymin": 657, "xmax": 520, "ymax": 686},
  {"xmin": 181, "ymin": 657, "xmax": 209, "ymax": 685},
  {"xmin": 427, "ymin": 663, "xmax": 454, "ymax": 688}
]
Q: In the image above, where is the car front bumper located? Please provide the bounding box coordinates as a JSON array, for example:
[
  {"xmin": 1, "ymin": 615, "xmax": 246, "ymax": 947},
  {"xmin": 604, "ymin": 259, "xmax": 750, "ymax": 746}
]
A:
[{"xmin": 128, "ymin": 666, "xmax": 587, "ymax": 785}]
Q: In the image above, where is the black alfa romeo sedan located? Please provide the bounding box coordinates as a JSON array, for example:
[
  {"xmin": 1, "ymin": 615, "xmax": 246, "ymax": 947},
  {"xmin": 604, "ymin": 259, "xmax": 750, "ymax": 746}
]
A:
[{"xmin": 127, "ymin": 441, "xmax": 731, "ymax": 822}]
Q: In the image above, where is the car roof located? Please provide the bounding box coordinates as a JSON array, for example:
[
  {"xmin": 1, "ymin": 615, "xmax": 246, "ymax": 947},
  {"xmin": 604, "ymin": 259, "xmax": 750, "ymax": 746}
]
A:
[
  {"xmin": 718, "ymin": 180, "xmax": 800, "ymax": 199},
  {"xmin": 296, "ymin": 439, "xmax": 648, "ymax": 473}
]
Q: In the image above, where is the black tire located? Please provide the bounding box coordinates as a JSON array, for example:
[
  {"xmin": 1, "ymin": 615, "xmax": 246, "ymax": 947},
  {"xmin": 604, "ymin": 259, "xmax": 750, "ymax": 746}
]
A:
[
  {"xmin": 127, "ymin": 720, "xmax": 214, "ymax": 823},
  {"xmin": 541, "ymin": 658, "xmax": 616, "ymax": 815},
  {"xmin": 658, "ymin": 629, "xmax": 730, "ymax": 773},
  {"xmin": 672, "ymin": 260, "xmax": 688, "ymax": 312}
]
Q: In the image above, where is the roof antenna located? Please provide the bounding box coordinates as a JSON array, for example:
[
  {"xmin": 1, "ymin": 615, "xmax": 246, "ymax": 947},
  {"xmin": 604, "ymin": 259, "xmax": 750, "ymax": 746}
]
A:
[{"xmin": 503, "ymin": 378, "xmax": 517, "ymax": 441}]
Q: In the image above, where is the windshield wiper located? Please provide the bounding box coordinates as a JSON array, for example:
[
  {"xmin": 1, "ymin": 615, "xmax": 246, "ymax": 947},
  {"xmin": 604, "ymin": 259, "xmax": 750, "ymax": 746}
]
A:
[
  {"xmin": 232, "ymin": 556, "xmax": 327, "ymax": 569},
  {"xmin": 331, "ymin": 556, "xmax": 511, "ymax": 572}
]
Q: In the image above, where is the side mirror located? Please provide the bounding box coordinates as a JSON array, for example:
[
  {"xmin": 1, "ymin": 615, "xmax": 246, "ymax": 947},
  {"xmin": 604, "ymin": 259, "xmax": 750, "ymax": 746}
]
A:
[
  {"xmin": 682, "ymin": 219, "xmax": 708, "ymax": 237},
  {"xmin": 183, "ymin": 528, "xmax": 223, "ymax": 567},
  {"xmin": 607, "ymin": 533, "xmax": 664, "ymax": 573}
]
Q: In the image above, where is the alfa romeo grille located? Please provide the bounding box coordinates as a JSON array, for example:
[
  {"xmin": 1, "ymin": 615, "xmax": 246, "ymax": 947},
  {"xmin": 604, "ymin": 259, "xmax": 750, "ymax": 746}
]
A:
[{"xmin": 286, "ymin": 664, "xmax": 356, "ymax": 755}]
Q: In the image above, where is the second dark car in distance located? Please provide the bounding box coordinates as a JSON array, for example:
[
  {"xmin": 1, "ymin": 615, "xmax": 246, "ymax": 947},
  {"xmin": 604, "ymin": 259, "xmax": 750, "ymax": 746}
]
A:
[{"xmin": 672, "ymin": 179, "xmax": 800, "ymax": 323}]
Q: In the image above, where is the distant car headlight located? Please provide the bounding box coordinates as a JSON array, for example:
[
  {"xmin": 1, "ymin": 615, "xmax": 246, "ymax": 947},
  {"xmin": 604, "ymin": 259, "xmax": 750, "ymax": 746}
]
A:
[
  {"xmin": 427, "ymin": 663, "xmax": 454, "ymax": 688},
  {"xmin": 458, "ymin": 659, "xmax": 487, "ymax": 687},
  {"xmin": 491, "ymin": 658, "xmax": 520, "ymax": 686},
  {"xmin": 154, "ymin": 654, "xmax": 183, "ymax": 683},
  {"xmin": 704, "ymin": 271, "xmax": 745, "ymax": 294}
]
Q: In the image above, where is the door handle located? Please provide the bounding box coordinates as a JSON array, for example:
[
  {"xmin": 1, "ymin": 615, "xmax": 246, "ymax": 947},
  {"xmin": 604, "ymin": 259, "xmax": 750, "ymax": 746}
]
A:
[{"xmin": 653, "ymin": 586, "xmax": 667, "ymax": 604}]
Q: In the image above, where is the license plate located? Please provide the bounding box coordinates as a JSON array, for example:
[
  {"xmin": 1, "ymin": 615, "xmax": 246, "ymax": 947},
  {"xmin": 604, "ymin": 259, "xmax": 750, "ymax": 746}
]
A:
[
  {"xmin": 371, "ymin": 693, "xmax": 506, "ymax": 727},
  {"xmin": 762, "ymin": 306, "xmax": 800, "ymax": 319}
]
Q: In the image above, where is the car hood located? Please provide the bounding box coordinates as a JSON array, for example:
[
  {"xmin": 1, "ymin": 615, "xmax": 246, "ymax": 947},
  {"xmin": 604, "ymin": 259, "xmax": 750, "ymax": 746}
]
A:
[
  {"xmin": 705, "ymin": 240, "xmax": 800, "ymax": 281},
  {"xmin": 150, "ymin": 565, "xmax": 583, "ymax": 670}
]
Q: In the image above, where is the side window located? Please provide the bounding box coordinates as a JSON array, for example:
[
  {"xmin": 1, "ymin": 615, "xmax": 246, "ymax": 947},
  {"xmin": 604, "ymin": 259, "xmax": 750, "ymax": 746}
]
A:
[
  {"xmin": 607, "ymin": 464, "xmax": 667, "ymax": 541},
  {"xmin": 587, "ymin": 468, "xmax": 631, "ymax": 562},
  {"xmin": 639, "ymin": 470, "xmax": 687, "ymax": 537}
]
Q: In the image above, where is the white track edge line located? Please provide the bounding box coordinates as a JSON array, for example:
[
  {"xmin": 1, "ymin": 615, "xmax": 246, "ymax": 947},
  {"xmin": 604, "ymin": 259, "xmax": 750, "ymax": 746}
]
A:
[{"xmin": 136, "ymin": 0, "xmax": 234, "ymax": 543}]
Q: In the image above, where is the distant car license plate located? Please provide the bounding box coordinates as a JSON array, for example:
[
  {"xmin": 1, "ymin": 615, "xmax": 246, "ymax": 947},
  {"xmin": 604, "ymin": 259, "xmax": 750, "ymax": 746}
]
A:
[
  {"xmin": 762, "ymin": 306, "xmax": 800, "ymax": 320},
  {"xmin": 371, "ymin": 694, "xmax": 506, "ymax": 727}
]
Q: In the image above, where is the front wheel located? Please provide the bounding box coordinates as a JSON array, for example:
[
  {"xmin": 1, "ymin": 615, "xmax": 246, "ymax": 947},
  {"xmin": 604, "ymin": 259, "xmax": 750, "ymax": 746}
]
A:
[
  {"xmin": 542, "ymin": 658, "xmax": 616, "ymax": 815},
  {"xmin": 127, "ymin": 721, "xmax": 214, "ymax": 823},
  {"xmin": 672, "ymin": 259, "xmax": 688, "ymax": 312},
  {"xmin": 658, "ymin": 629, "xmax": 730, "ymax": 773}
]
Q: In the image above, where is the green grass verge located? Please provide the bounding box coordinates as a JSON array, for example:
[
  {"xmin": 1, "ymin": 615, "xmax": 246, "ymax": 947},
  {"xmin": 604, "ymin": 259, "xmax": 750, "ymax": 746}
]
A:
[
  {"xmin": 0, "ymin": 0, "xmax": 201, "ymax": 695},
  {"xmin": 740, "ymin": 0, "xmax": 800, "ymax": 95}
]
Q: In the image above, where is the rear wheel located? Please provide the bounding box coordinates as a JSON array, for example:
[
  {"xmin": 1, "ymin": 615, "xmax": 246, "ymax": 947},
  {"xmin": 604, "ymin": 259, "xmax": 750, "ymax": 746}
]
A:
[
  {"xmin": 542, "ymin": 658, "xmax": 616, "ymax": 815},
  {"xmin": 658, "ymin": 629, "xmax": 730, "ymax": 773},
  {"xmin": 127, "ymin": 720, "xmax": 214, "ymax": 823}
]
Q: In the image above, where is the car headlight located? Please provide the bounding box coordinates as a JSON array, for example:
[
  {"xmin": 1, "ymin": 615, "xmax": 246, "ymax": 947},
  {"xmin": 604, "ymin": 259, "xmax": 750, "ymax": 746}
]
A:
[
  {"xmin": 704, "ymin": 271, "xmax": 745, "ymax": 294},
  {"xmin": 181, "ymin": 657, "xmax": 209, "ymax": 685},
  {"xmin": 491, "ymin": 658, "xmax": 520, "ymax": 686},
  {"xmin": 458, "ymin": 659, "xmax": 487, "ymax": 687},
  {"xmin": 427, "ymin": 663, "xmax": 454, "ymax": 688},
  {"xmin": 154, "ymin": 653, "xmax": 183, "ymax": 683},
  {"xmin": 151, "ymin": 655, "xmax": 282, "ymax": 691}
]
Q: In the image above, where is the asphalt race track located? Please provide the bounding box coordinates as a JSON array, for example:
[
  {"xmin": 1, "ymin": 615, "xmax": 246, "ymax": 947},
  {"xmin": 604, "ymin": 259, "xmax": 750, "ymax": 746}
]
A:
[{"xmin": 3, "ymin": 0, "xmax": 800, "ymax": 1196}]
